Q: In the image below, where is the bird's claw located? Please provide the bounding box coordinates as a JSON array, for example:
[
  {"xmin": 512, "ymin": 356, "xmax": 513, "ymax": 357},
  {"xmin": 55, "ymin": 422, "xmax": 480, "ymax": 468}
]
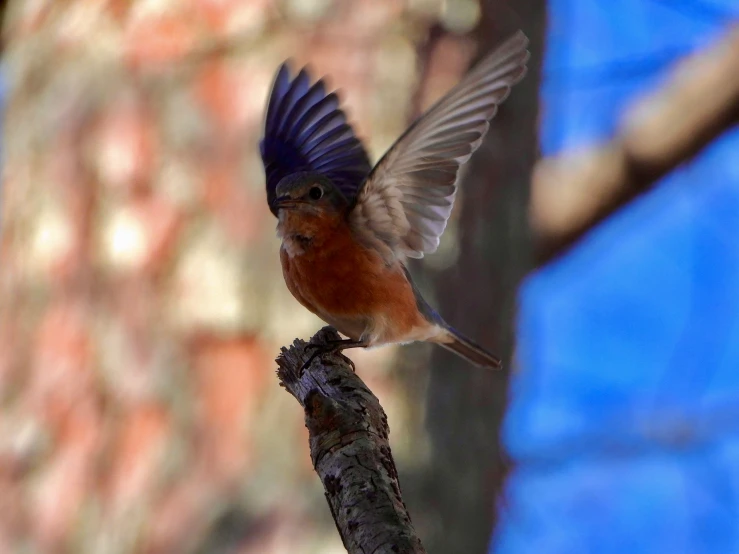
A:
[
  {"xmin": 341, "ymin": 354, "xmax": 356, "ymax": 372},
  {"xmin": 300, "ymin": 342, "xmax": 355, "ymax": 374},
  {"xmin": 299, "ymin": 347, "xmax": 323, "ymax": 374}
]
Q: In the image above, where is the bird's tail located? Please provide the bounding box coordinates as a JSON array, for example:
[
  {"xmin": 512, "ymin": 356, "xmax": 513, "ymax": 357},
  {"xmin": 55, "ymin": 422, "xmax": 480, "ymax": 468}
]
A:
[{"xmin": 437, "ymin": 326, "xmax": 502, "ymax": 370}]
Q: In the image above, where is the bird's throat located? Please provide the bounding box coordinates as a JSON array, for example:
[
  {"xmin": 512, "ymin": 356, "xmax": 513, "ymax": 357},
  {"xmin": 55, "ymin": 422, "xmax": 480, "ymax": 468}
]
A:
[{"xmin": 277, "ymin": 208, "xmax": 344, "ymax": 257}]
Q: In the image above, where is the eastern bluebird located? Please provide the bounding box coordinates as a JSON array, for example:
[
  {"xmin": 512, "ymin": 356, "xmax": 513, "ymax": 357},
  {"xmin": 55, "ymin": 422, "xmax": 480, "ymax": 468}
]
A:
[{"xmin": 260, "ymin": 32, "xmax": 529, "ymax": 370}]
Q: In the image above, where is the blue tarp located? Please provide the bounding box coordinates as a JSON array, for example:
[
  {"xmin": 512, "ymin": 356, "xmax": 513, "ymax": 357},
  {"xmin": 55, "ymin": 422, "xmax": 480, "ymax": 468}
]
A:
[{"xmin": 493, "ymin": 1, "xmax": 739, "ymax": 552}]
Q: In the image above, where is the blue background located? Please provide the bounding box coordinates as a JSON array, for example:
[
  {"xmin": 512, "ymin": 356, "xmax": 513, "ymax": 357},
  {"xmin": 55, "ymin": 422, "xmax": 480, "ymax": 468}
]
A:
[{"xmin": 493, "ymin": 2, "xmax": 739, "ymax": 553}]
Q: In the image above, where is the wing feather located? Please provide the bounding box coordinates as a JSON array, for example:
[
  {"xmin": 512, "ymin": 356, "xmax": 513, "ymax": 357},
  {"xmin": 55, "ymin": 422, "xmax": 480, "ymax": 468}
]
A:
[
  {"xmin": 349, "ymin": 31, "xmax": 529, "ymax": 259},
  {"xmin": 260, "ymin": 63, "xmax": 371, "ymax": 214}
]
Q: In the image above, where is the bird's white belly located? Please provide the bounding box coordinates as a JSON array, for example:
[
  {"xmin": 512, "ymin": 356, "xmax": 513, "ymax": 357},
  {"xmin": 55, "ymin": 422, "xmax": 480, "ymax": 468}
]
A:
[{"xmin": 323, "ymin": 310, "xmax": 443, "ymax": 347}]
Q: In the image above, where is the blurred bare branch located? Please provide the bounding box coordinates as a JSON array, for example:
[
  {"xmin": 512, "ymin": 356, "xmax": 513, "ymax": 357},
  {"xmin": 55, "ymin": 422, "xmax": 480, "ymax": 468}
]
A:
[
  {"xmin": 276, "ymin": 327, "xmax": 426, "ymax": 554},
  {"xmin": 532, "ymin": 25, "xmax": 739, "ymax": 265}
]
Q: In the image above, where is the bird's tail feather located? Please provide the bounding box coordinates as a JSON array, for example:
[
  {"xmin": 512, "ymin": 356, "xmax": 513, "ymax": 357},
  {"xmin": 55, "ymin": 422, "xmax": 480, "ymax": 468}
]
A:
[{"xmin": 438, "ymin": 327, "xmax": 502, "ymax": 370}]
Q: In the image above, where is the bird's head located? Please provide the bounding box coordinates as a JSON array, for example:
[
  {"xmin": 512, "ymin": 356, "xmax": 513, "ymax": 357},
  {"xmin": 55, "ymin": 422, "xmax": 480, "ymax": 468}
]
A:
[{"xmin": 272, "ymin": 172, "xmax": 349, "ymax": 217}]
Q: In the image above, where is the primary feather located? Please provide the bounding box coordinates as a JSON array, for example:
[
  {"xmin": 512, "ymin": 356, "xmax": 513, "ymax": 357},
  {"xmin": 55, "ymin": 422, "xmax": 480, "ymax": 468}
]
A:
[
  {"xmin": 260, "ymin": 63, "xmax": 372, "ymax": 214},
  {"xmin": 350, "ymin": 31, "xmax": 530, "ymax": 259}
]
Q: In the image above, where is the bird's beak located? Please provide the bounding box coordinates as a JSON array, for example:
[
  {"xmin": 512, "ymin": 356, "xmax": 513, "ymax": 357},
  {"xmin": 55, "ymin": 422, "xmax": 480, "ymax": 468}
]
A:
[{"xmin": 274, "ymin": 195, "xmax": 304, "ymax": 210}]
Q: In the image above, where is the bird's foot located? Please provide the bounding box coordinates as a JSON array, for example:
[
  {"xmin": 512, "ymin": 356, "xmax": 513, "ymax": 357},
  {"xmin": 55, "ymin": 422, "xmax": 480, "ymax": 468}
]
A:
[
  {"xmin": 301, "ymin": 341, "xmax": 356, "ymax": 373},
  {"xmin": 300, "ymin": 343, "xmax": 331, "ymax": 372},
  {"xmin": 339, "ymin": 354, "xmax": 356, "ymax": 373}
]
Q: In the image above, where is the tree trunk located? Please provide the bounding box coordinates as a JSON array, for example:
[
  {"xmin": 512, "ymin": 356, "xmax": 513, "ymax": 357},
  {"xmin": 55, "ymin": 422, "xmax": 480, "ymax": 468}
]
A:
[{"xmin": 415, "ymin": 2, "xmax": 546, "ymax": 553}]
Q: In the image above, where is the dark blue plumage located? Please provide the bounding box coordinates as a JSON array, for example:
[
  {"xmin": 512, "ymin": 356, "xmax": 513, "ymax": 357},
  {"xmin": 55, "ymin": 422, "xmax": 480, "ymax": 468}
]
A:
[{"xmin": 260, "ymin": 63, "xmax": 372, "ymax": 215}]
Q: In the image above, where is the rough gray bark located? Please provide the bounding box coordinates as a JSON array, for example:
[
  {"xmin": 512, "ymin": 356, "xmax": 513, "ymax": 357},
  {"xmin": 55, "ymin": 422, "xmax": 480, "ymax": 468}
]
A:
[{"xmin": 276, "ymin": 327, "xmax": 426, "ymax": 554}]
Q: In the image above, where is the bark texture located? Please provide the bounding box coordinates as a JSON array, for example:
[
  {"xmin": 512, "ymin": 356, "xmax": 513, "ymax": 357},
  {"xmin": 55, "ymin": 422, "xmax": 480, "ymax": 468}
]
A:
[{"xmin": 277, "ymin": 327, "xmax": 426, "ymax": 554}]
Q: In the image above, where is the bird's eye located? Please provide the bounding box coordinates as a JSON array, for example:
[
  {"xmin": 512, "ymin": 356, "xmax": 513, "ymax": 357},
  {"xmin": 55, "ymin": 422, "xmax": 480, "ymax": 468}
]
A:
[{"xmin": 308, "ymin": 186, "xmax": 323, "ymax": 200}]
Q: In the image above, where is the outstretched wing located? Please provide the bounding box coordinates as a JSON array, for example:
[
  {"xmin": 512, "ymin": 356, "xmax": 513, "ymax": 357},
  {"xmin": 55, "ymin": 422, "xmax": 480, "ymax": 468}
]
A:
[
  {"xmin": 350, "ymin": 31, "xmax": 529, "ymax": 258},
  {"xmin": 260, "ymin": 63, "xmax": 372, "ymax": 215}
]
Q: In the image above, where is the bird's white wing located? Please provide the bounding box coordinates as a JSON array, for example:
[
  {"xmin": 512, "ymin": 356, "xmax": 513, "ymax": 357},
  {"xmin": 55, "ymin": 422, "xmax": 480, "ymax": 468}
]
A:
[{"xmin": 350, "ymin": 31, "xmax": 529, "ymax": 259}]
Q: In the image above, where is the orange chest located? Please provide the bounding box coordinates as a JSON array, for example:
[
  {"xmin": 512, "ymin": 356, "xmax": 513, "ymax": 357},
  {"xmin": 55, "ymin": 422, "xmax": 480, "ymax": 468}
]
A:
[{"xmin": 279, "ymin": 225, "xmax": 420, "ymax": 323}]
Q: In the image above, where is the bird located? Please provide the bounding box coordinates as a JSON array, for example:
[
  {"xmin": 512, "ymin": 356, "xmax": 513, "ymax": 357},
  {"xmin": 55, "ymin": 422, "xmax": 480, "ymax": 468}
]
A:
[{"xmin": 260, "ymin": 31, "xmax": 529, "ymax": 370}]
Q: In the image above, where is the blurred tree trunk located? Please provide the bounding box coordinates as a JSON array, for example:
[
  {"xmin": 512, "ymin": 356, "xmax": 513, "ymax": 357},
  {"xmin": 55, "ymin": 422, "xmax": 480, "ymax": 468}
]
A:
[{"xmin": 415, "ymin": 2, "xmax": 545, "ymax": 553}]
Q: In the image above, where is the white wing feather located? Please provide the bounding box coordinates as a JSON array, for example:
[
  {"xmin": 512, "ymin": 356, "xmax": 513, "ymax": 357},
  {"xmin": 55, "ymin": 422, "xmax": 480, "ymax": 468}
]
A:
[{"xmin": 350, "ymin": 31, "xmax": 530, "ymax": 260}]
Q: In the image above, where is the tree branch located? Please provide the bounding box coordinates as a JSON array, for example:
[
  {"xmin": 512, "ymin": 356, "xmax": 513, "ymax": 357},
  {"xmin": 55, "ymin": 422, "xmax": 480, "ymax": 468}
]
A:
[
  {"xmin": 276, "ymin": 327, "xmax": 426, "ymax": 554},
  {"xmin": 532, "ymin": 25, "xmax": 739, "ymax": 266}
]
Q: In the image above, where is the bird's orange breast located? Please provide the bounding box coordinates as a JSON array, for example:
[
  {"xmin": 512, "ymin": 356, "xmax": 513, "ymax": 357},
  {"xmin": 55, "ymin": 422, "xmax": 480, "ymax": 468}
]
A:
[{"xmin": 279, "ymin": 212, "xmax": 428, "ymax": 344}]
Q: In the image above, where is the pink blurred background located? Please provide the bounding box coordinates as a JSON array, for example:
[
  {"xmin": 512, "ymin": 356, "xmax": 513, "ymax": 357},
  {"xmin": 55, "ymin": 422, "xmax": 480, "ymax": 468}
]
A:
[{"xmin": 0, "ymin": 1, "xmax": 503, "ymax": 552}]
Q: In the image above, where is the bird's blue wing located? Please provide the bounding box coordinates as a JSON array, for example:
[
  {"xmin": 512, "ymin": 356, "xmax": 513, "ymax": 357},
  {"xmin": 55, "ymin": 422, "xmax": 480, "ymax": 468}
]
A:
[{"xmin": 260, "ymin": 63, "xmax": 372, "ymax": 214}]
